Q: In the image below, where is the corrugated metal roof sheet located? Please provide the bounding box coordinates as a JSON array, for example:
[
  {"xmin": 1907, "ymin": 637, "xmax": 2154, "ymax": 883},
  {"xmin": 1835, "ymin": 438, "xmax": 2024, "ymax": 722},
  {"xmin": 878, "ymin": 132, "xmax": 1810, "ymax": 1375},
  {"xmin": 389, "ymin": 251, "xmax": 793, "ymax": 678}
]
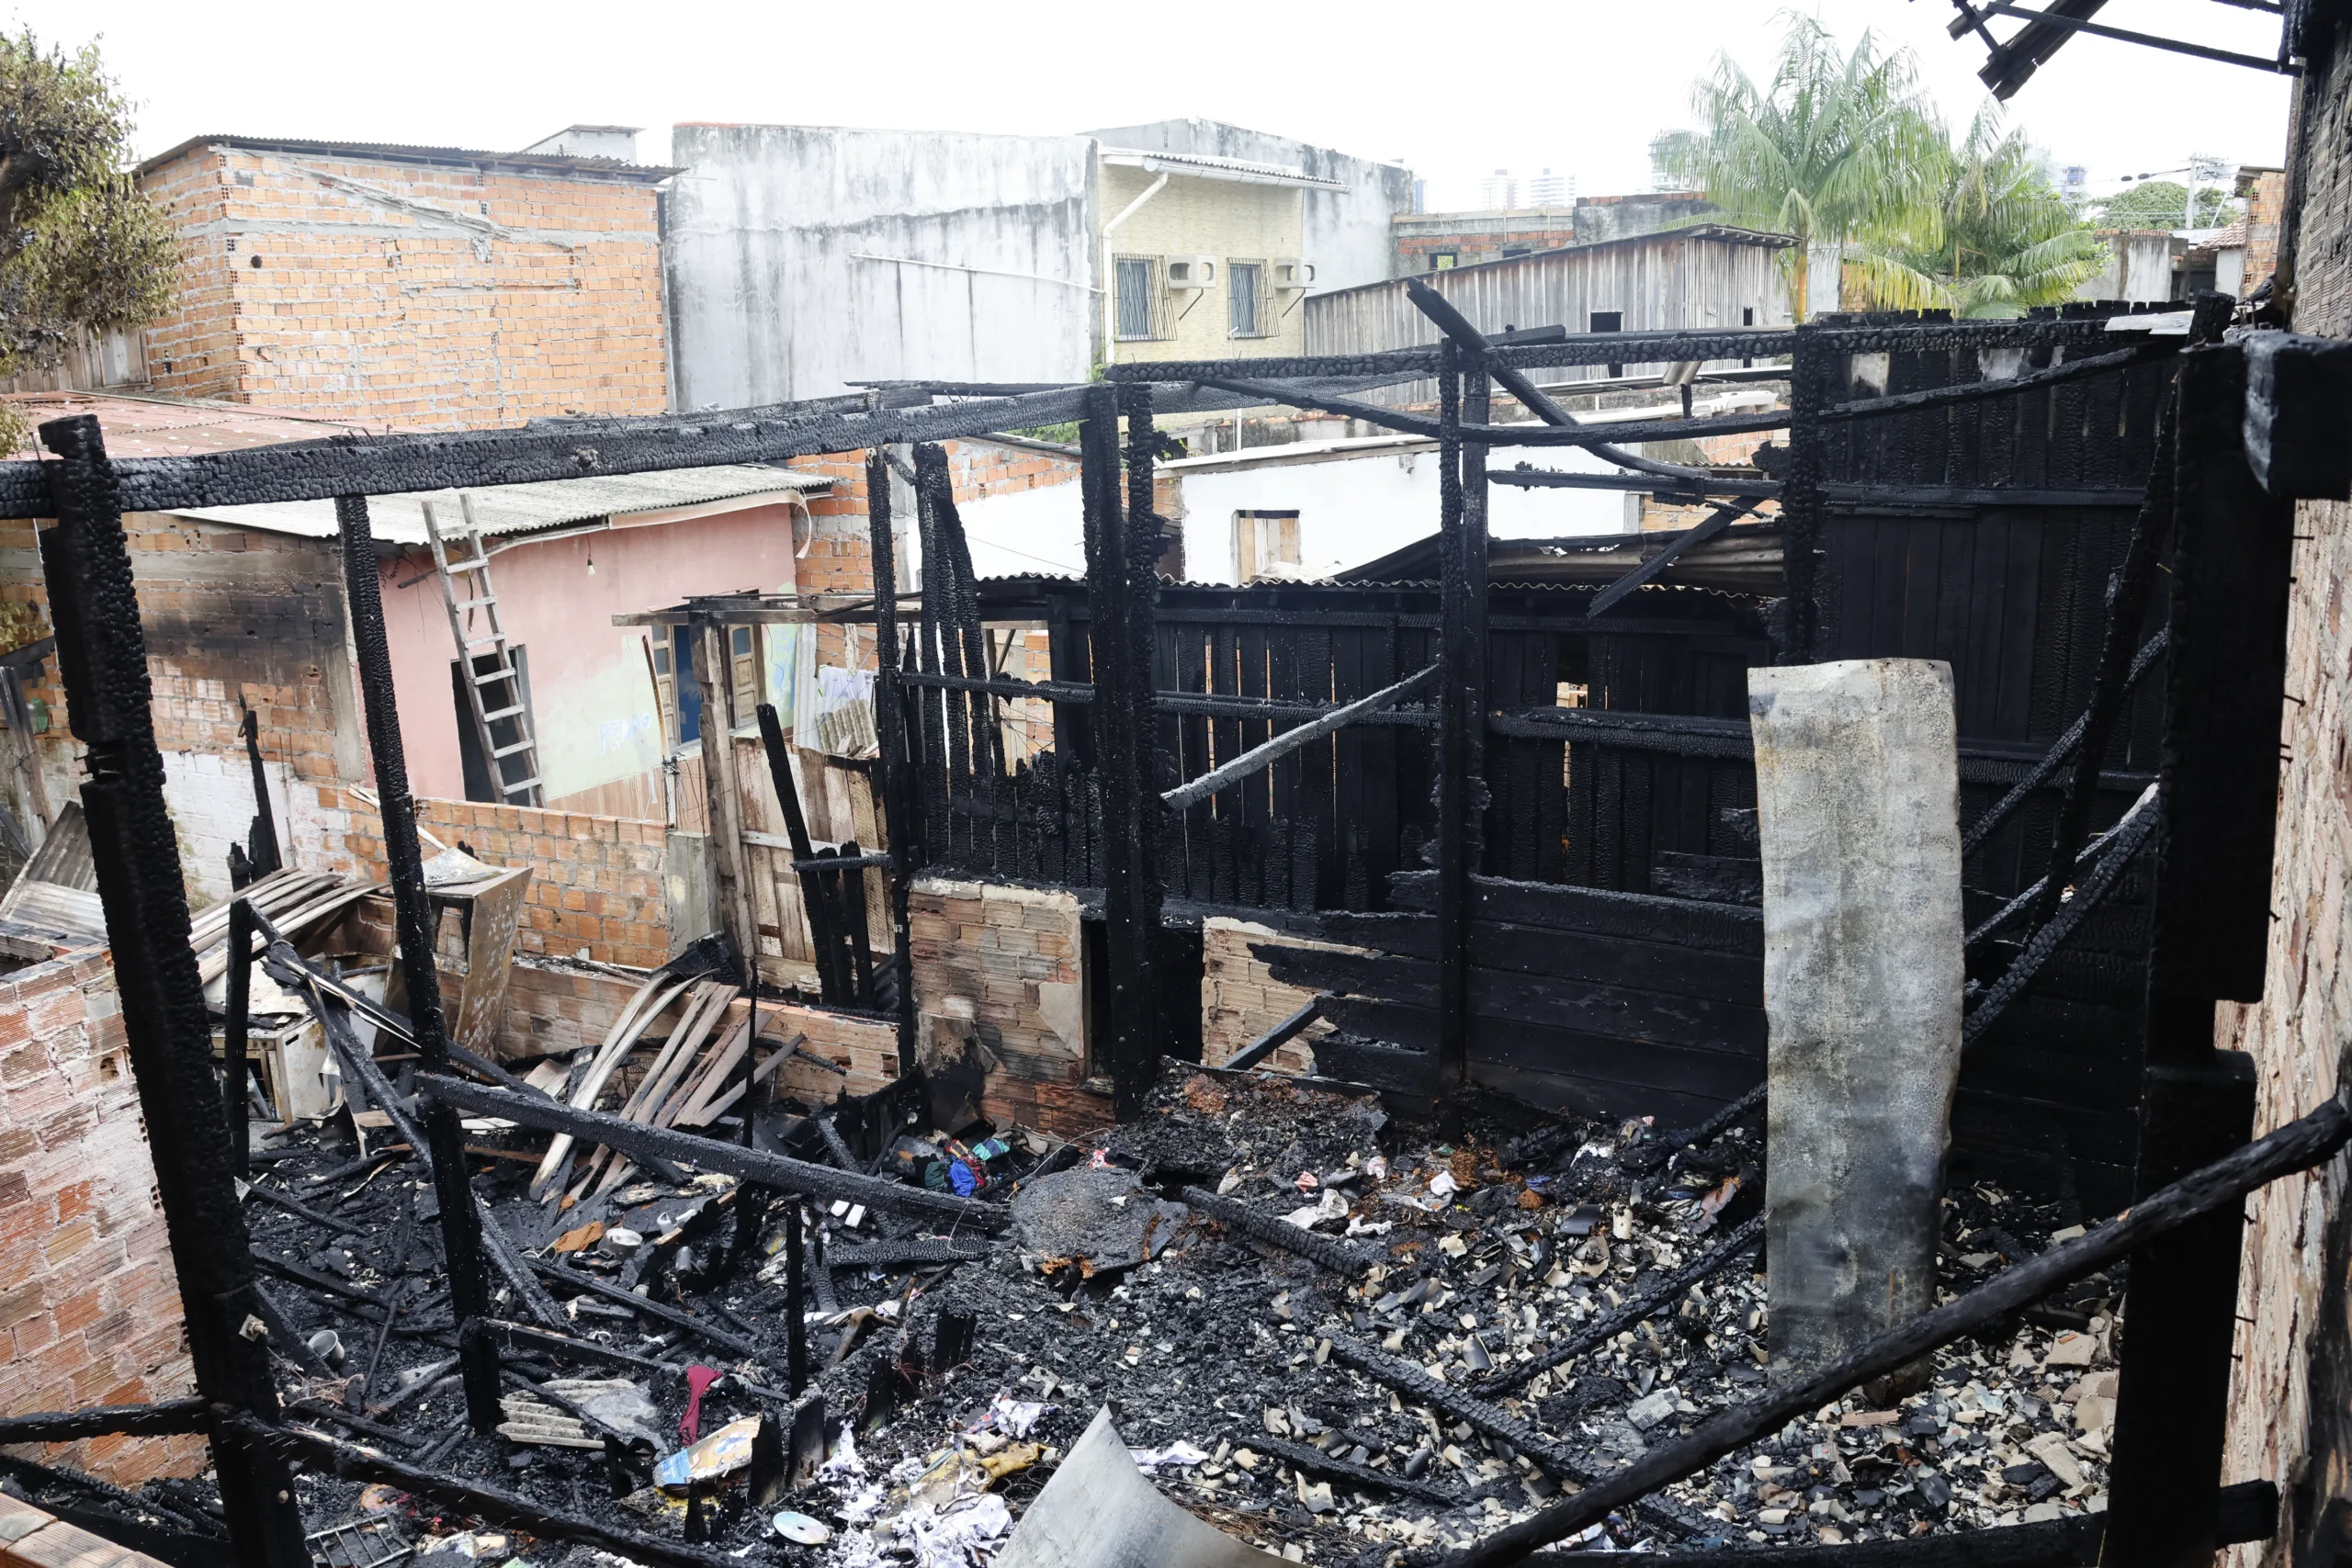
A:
[{"xmin": 172, "ymin": 465, "xmax": 831, "ymax": 545}]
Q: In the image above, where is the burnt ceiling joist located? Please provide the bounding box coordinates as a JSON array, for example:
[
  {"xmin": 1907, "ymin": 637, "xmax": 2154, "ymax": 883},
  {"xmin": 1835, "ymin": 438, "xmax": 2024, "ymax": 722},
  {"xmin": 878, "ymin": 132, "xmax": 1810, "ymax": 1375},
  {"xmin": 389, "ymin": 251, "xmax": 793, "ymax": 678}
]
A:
[{"xmin": 1951, "ymin": 0, "xmax": 2299, "ymax": 97}]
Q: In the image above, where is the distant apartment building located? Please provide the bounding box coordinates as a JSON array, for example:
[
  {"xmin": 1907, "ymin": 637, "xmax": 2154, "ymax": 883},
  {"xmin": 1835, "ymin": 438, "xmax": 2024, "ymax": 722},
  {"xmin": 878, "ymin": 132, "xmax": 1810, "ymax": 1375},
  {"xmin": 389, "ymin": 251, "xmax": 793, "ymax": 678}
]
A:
[
  {"xmin": 662, "ymin": 118, "xmax": 1413, "ymax": 408},
  {"xmin": 133, "ymin": 130, "xmax": 674, "ymax": 428},
  {"xmin": 1391, "ymin": 192, "xmax": 1716, "ymax": 276}
]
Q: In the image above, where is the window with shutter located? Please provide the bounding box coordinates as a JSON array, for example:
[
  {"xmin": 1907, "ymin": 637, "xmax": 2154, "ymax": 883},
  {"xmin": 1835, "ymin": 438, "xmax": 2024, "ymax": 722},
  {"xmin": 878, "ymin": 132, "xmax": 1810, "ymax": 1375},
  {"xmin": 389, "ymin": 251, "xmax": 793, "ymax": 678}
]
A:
[
  {"xmin": 1228, "ymin": 261, "xmax": 1264, "ymax": 338},
  {"xmin": 1114, "ymin": 256, "xmax": 1160, "ymax": 340}
]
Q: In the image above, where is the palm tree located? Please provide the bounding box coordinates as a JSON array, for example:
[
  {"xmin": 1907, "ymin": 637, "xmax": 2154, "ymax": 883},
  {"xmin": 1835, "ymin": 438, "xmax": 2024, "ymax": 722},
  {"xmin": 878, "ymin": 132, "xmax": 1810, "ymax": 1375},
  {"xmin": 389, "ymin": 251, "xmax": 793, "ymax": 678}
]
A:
[
  {"xmin": 1850, "ymin": 107, "xmax": 2109, "ymax": 318},
  {"xmin": 1653, "ymin": 15, "xmax": 1946, "ymax": 321}
]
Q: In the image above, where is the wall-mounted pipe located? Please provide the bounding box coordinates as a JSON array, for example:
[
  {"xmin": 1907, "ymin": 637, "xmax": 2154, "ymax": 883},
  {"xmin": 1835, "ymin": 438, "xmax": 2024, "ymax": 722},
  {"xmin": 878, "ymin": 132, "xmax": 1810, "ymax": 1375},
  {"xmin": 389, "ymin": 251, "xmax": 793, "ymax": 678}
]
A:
[{"xmin": 1101, "ymin": 173, "xmax": 1170, "ymax": 367}]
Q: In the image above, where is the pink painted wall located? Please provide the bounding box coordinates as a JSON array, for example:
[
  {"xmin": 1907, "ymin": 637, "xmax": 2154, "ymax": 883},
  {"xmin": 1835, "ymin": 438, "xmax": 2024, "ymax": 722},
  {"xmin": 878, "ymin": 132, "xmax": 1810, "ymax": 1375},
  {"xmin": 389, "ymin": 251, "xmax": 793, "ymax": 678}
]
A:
[{"xmin": 376, "ymin": 502, "xmax": 800, "ymax": 803}]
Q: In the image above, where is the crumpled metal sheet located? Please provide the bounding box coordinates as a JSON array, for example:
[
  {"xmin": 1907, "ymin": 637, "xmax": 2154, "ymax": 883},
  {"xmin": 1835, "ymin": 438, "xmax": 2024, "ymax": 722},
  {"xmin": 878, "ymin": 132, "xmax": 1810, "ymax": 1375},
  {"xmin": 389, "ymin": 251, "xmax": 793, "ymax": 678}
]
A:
[{"xmin": 995, "ymin": 1407, "xmax": 1285, "ymax": 1568}]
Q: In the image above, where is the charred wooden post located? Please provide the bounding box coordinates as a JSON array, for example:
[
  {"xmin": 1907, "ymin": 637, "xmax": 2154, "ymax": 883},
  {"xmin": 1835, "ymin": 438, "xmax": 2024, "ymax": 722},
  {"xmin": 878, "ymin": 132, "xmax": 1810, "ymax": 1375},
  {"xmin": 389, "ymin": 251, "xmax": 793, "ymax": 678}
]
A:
[
  {"xmin": 864, "ymin": 450, "xmax": 920, "ymax": 1075},
  {"xmin": 2023, "ymin": 396, "xmax": 2177, "ymax": 935},
  {"xmin": 691, "ymin": 618, "xmax": 759, "ymax": 976},
  {"xmin": 1433, "ymin": 345, "xmax": 1483, "ymax": 1132},
  {"xmin": 1749, "ymin": 659, "xmax": 1964, "ymax": 1389},
  {"xmin": 240, "ymin": 706, "xmax": 281, "ymax": 875},
  {"xmin": 36, "ymin": 413, "xmax": 311, "ymax": 1568},
  {"xmin": 334, "ymin": 491, "xmax": 503, "ymax": 1434},
  {"xmin": 2101, "ymin": 340, "xmax": 2293, "ymax": 1568},
  {"xmin": 1778, "ymin": 324, "xmax": 1831, "ymax": 661},
  {"xmin": 222, "ymin": 889, "xmax": 254, "ymax": 1175},
  {"xmin": 786, "ymin": 1201, "xmax": 809, "ymax": 1395},
  {"xmin": 1083, "ymin": 383, "xmax": 1163, "ymax": 1117},
  {"xmin": 755, "ymin": 702, "xmax": 854, "ymax": 1003}
]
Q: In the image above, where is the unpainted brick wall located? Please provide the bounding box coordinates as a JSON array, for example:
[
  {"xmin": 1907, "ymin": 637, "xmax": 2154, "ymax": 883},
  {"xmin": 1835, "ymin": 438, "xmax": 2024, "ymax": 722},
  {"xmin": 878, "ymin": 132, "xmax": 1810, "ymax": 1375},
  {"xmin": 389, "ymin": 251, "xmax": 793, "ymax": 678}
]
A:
[
  {"xmin": 1200, "ymin": 916, "xmax": 1347, "ymax": 1075},
  {"xmin": 137, "ymin": 144, "xmax": 667, "ymax": 429},
  {"xmin": 909, "ymin": 876, "xmax": 1104, "ymax": 1135},
  {"xmin": 2222, "ymin": 40, "xmax": 2352, "ymax": 1564},
  {"xmin": 312, "ymin": 786, "xmax": 670, "ymax": 970},
  {"xmin": 0, "ymin": 950, "xmax": 207, "ymax": 1485}
]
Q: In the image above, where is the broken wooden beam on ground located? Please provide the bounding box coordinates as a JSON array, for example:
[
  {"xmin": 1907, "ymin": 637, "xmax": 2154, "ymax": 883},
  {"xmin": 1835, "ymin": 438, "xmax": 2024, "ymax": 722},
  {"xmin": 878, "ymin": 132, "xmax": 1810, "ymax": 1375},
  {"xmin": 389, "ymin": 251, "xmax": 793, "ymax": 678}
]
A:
[{"xmin": 420, "ymin": 1075, "xmax": 1007, "ymax": 1230}]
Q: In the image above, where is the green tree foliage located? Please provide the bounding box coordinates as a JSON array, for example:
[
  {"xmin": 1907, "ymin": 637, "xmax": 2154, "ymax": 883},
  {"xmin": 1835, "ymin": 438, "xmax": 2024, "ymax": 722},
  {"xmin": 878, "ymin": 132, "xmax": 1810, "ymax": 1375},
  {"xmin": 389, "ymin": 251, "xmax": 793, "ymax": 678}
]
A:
[
  {"xmin": 0, "ymin": 31, "xmax": 176, "ymax": 449},
  {"xmin": 1850, "ymin": 107, "xmax": 2109, "ymax": 319},
  {"xmin": 2088, "ymin": 179, "xmax": 2239, "ymax": 231},
  {"xmin": 1651, "ymin": 14, "xmax": 1946, "ymax": 321}
]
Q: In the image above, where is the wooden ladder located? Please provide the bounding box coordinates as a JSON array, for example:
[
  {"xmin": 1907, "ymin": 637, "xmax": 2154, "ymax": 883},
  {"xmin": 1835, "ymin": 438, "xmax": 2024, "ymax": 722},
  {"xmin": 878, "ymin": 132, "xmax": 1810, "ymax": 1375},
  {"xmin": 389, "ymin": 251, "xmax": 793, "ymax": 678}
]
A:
[{"xmin": 422, "ymin": 494, "xmax": 542, "ymax": 807}]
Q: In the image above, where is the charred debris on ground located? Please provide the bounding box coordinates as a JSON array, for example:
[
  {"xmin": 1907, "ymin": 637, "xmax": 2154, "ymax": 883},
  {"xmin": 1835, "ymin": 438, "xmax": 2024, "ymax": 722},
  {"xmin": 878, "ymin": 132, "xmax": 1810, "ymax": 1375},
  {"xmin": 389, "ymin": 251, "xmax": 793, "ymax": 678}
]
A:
[{"xmin": 6, "ymin": 1042, "xmax": 2127, "ymax": 1568}]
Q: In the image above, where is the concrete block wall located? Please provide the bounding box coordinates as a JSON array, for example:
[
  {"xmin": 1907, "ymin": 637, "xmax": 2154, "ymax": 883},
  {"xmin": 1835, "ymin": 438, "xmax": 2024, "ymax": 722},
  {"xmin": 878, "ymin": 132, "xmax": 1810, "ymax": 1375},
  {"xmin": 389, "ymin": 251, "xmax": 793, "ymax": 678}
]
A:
[
  {"xmin": 908, "ymin": 876, "xmax": 1104, "ymax": 1135},
  {"xmin": 137, "ymin": 143, "xmax": 667, "ymax": 428},
  {"xmin": 0, "ymin": 950, "xmax": 206, "ymax": 1485},
  {"xmin": 1200, "ymin": 916, "xmax": 1344, "ymax": 1075}
]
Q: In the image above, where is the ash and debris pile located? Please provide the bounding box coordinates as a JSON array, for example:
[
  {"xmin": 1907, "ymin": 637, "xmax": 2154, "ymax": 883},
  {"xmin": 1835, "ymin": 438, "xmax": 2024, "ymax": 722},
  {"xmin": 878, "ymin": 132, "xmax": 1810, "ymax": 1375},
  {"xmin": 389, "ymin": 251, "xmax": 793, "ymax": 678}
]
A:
[{"xmin": 6, "ymin": 1055, "xmax": 2120, "ymax": 1567}]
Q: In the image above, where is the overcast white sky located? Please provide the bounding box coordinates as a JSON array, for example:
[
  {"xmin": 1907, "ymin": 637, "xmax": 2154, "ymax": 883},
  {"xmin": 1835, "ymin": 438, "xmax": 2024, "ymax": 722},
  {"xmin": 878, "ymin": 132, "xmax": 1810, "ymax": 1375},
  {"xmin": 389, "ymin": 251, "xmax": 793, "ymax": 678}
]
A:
[{"xmin": 15, "ymin": 0, "xmax": 2293, "ymax": 208}]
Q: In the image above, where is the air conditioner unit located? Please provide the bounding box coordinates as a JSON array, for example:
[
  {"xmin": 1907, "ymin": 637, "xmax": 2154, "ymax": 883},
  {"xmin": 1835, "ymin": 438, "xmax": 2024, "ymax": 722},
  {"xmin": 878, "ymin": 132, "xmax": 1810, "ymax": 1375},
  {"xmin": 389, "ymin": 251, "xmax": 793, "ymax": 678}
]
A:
[
  {"xmin": 1164, "ymin": 254, "xmax": 1218, "ymax": 289},
  {"xmin": 1272, "ymin": 258, "xmax": 1317, "ymax": 290}
]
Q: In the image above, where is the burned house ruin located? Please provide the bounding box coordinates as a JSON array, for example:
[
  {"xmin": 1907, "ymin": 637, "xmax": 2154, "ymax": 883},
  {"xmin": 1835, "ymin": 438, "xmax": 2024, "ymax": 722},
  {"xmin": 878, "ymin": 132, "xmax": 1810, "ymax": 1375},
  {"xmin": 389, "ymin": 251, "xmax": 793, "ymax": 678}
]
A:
[{"xmin": 2, "ymin": 11, "xmax": 2352, "ymax": 1564}]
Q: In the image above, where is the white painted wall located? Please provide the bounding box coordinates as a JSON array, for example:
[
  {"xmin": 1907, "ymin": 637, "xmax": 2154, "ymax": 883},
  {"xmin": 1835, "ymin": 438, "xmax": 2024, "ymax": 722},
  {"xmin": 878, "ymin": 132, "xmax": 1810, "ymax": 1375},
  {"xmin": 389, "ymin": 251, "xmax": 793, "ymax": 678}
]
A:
[
  {"xmin": 665, "ymin": 125, "xmax": 1100, "ymax": 409},
  {"xmin": 952, "ymin": 443, "xmax": 1629, "ymax": 588}
]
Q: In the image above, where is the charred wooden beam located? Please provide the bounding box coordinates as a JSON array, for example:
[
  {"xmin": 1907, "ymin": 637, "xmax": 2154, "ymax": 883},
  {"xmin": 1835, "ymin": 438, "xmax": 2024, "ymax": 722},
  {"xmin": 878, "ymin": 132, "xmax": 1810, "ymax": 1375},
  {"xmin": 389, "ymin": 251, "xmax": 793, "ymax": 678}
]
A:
[
  {"xmin": 1965, "ymin": 784, "xmax": 2158, "ymax": 961},
  {"xmin": 1586, "ymin": 498, "xmax": 1762, "ymax": 617},
  {"xmin": 1101, "ymin": 315, "xmax": 2130, "ymax": 386},
  {"xmin": 1193, "ymin": 375, "xmax": 1787, "ymax": 451},
  {"xmin": 756, "ymin": 703, "xmax": 859, "ymax": 1004},
  {"xmin": 1402, "ymin": 276, "xmax": 1715, "ymax": 485},
  {"xmin": 1433, "ymin": 345, "xmax": 1479, "ymax": 1134},
  {"xmin": 223, "ymin": 1416, "xmax": 745, "ymax": 1568},
  {"xmin": 1160, "ymin": 664, "xmax": 1439, "ymax": 811},
  {"xmin": 2025, "ymin": 398, "xmax": 2176, "ymax": 937},
  {"xmin": 240, "ymin": 1178, "xmax": 367, "ymax": 1239},
  {"xmin": 1820, "ymin": 483, "xmax": 2152, "ymax": 506},
  {"xmin": 526, "ymin": 1259, "xmax": 762, "ymax": 1361},
  {"xmin": 865, "ymin": 451, "xmax": 920, "ymax": 1076},
  {"xmin": 0, "ymin": 1399, "xmax": 213, "ymax": 1445},
  {"xmin": 1623, "ymin": 1478, "xmax": 2274, "ymax": 1563},
  {"xmin": 1778, "ymin": 327, "xmax": 1832, "ymax": 660},
  {"xmin": 1176, "ymin": 1185, "xmax": 1376, "ymax": 1275},
  {"xmin": 1082, "ymin": 384, "xmax": 1164, "ymax": 1118},
  {"xmin": 829, "ymin": 1237, "xmax": 995, "ymax": 1270},
  {"xmin": 1487, "ymin": 467, "xmax": 1783, "ymax": 498},
  {"xmin": 222, "ymin": 893, "xmax": 255, "ymax": 1178},
  {"xmin": 335, "ymin": 492, "xmax": 503, "ymax": 1432},
  {"xmin": 1822, "ymin": 342, "xmax": 2177, "ymax": 420},
  {"xmin": 1321, "ymin": 1330, "xmax": 1705, "ymax": 1539},
  {"xmin": 1442, "ymin": 1089, "xmax": 2352, "ymax": 1568},
  {"xmin": 417, "ymin": 1075, "xmax": 1007, "ymax": 1229},
  {"xmin": 2102, "ymin": 333, "xmax": 2295, "ymax": 1568},
  {"xmin": 35, "ymin": 413, "xmax": 311, "ymax": 1568},
  {"xmin": 1960, "ymin": 628, "xmax": 2169, "ymax": 857},
  {"xmin": 1222, "ymin": 999, "xmax": 1321, "ymax": 1072},
  {"xmin": 1249, "ymin": 1435, "xmax": 1464, "ymax": 1508},
  {"xmin": 1476, "ymin": 1215, "xmax": 1765, "ymax": 1397}
]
